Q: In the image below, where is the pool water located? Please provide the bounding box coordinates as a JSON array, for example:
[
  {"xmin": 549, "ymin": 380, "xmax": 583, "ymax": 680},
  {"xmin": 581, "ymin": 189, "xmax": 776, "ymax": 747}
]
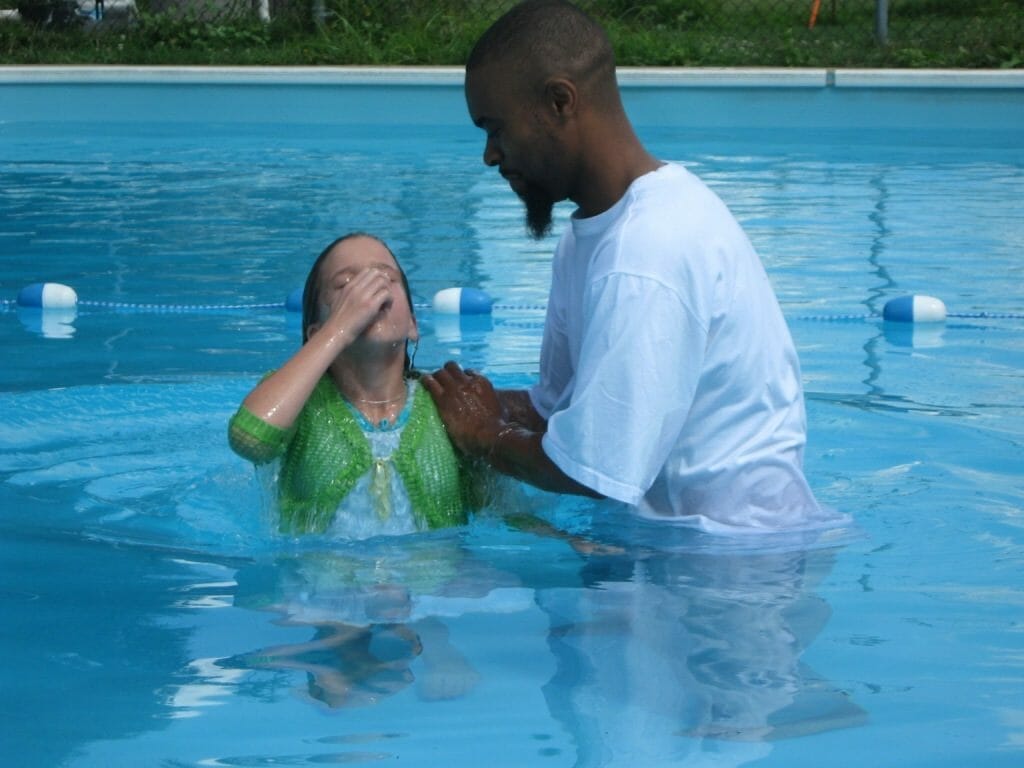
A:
[{"xmin": 1, "ymin": 72, "xmax": 1023, "ymax": 767}]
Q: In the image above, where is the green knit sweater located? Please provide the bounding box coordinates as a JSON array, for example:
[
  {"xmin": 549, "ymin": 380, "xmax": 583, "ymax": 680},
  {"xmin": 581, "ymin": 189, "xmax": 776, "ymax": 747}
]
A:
[{"xmin": 229, "ymin": 377, "xmax": 472, "ymax": 535}]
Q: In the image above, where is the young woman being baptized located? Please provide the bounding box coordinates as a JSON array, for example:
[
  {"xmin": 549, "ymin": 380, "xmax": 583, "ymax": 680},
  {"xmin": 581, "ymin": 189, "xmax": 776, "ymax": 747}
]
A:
[{"xmin": 229, "ymin": 233, "xmax": 477, "ymax": 538}]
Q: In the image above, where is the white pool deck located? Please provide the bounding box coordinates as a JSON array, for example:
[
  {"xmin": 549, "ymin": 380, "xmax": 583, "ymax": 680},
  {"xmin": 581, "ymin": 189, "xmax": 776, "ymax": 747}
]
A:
[{"xmin": 1, "ymin": 65, "xmax": 1023, "ymax": 89}]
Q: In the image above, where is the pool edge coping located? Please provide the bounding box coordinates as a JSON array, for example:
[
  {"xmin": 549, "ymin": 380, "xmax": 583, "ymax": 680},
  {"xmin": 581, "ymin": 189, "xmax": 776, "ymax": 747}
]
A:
[{"xmin": 1, "ymin": 66, "xmax": 1022, "ymax": 89}]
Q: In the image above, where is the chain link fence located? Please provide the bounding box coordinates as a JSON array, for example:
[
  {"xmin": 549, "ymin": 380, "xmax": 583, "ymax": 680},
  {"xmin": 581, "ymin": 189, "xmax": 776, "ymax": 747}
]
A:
[{"xmin": 3, "ymin": 0, "xmax": 1022, "ymax": 67}]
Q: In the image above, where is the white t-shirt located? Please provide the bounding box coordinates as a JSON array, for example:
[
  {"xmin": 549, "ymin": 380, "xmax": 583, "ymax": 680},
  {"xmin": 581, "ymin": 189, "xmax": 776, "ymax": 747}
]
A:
[{"xmin": 530, "ymin": 163, "xmax": 828, "ymax": 533}]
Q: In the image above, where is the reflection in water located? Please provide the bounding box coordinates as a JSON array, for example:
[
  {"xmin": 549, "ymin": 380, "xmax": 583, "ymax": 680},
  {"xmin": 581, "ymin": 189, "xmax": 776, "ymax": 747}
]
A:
[
  {"xmin": 2, "ymin": 372, "xmax": 865, "ymax": 764},
  {"xmin": 234, "ymin": 618, "xmax": 431, "ymax": 709},
  {"xmin": 866, "ymin": 171, "xmax": 896, "ymax": 319},
  {"xmin": 16, "ymin": 305, "xmax": 78, "ymax": 339},
  {"xmin": 537, "ymin": 542, "xmax": 866, "ymax": 765},
  {"xmin": 882, "ymin": 321, "xmax": 946, "ymax": 349},
  {"xmin": 858, "ymin": 169, "xmax": 948, "ymax": 397},
  {"xmin": 221, "ymin": 541, "xmax": 517, "ymax": 710},
  {"xmin": 862, "ymin": 171, "xmax": 895, "ymax": 396},
  {"xmin": 220, "ymin": 525, "xmax": 863, "ymax": 764}
]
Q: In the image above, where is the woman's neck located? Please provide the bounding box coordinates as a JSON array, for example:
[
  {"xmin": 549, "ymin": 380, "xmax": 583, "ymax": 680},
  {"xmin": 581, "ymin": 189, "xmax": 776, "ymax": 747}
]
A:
[{"xmin": 329, "ymin": 355, "xmax": 409, "ymax": 425}]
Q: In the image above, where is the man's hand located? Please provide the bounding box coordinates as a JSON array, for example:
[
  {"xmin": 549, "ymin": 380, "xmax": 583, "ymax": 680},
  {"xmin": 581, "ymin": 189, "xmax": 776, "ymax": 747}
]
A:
[
  {"xmin": 421, "ymin": 361, "xmax": 504, "ymax": 458},
  {"xmin": 423, "ymin": 362, "xmax": 602, "ymax": 499}
]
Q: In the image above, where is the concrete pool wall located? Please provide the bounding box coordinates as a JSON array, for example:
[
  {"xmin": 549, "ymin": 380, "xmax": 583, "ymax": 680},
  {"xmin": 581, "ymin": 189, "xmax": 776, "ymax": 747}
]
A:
[{"xmin": 2, "ymin": 66, "xmax": 1023, "ymax": 137}]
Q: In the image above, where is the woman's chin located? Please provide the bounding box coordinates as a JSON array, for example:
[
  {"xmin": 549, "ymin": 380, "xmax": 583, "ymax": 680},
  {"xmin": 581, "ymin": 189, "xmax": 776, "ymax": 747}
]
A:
[{"xmin": 347, "ymin": 331, "xmax": 407, "ymax": 358}]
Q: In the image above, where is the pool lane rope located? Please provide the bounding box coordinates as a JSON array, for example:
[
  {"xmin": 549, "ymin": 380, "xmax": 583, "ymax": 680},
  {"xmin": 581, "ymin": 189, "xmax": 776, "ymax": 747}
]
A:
[{"xmin": 6, "ymin": 282, "xmax": 1024, "ymax": 323}]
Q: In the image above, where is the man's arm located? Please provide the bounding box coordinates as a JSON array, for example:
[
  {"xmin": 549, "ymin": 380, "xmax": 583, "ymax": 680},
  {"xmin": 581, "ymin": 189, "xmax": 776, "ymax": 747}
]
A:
[
  {"xmin": 496, "ymin": 389, "xmax": 548, "ymax": 432},
  {"xmin": 421, "ymin": 362, "xmax": 602, "ymax": 498},
  {"xmin": 485, "ymin": 423, "xmax": 601, "ymax": 497}
]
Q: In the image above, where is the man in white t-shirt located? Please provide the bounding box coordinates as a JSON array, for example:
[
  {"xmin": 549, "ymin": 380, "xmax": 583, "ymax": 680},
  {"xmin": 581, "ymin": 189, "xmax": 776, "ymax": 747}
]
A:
[{"xmin": 423, "ymin": 0, "xmax": 830, "ymax": 532}]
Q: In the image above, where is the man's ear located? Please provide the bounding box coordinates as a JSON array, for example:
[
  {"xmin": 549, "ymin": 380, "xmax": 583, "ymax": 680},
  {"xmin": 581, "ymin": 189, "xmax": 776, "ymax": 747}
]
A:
[
  {"xmin": 408, "ymin": 315, "xmax": 420, "ymax": 343},
  {"xmin": 544, "ymin": 77, "xmax": 578, "ymax": 121}
]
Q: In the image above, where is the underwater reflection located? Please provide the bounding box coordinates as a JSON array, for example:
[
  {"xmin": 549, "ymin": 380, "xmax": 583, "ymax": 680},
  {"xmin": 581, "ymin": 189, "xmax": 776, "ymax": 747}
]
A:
[
  {"xmin": 882, "ymin": 321, "xmax": 946, "ymax": 349},
  {"xmin": 220, "ymin": 539, "xmax": 522, "ymax": 709},
  {"xmin": 16, "ymin": 305, "xmax": 78, "ymax": 339},
  {"xmin": 536, "ymin": 541, "xmax": 866, "ymax": 764},
  {"xmin": 219, "ymin": 519, "xmax": 864, "ymax": 761}
]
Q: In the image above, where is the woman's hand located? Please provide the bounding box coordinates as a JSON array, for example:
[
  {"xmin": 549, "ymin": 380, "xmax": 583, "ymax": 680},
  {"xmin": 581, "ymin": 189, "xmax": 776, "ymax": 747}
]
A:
[
  {"xmin": 239, "ymin": 267, "xmax": 397, "ymax": 429},
  {"xmin": 315, "ymin": 266, "xmax": 396, "ymax": 345}
]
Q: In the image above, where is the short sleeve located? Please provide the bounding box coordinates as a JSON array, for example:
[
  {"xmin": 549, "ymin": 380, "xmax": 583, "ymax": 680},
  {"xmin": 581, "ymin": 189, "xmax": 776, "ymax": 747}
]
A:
[
  {"xmin": 529, "ymin": 295, "xmax": 572, "ymax": 420},
  {"xmin": 541, "ymin": 273, "xmax": 708, "ymax": 504},
  {"xmin": 228, "ymin": 405, "xmax": 291, "ymax": 465}
]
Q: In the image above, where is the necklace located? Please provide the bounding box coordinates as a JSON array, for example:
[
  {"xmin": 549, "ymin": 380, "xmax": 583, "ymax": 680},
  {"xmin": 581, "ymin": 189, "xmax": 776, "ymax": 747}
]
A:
[{"xmin": 348, "ymin": 393, "xmax": 405, "ymax": 405}]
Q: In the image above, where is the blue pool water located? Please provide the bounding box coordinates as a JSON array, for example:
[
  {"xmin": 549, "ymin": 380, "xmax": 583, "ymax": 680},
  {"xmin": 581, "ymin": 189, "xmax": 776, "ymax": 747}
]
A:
[{"xmin": 1, "ymin": 69, "xmax": 1023, "ymax": 767}]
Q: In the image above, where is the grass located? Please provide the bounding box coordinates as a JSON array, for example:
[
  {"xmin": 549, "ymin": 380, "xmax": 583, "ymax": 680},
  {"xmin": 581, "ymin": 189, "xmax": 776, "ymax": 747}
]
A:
[{"xmin": 0, "ymin": 0, "xmax": 1021, "ymax": 67}]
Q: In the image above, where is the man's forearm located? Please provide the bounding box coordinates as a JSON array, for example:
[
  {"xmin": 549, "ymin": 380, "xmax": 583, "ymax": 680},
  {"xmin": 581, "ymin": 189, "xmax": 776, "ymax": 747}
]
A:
[
  {"xmin": 487, "ymin": 425, "xmax": 602, "ymax": 498},
  {"xmin": 496, "ymin": 389, "xmax": 548, "ymax": 433}
]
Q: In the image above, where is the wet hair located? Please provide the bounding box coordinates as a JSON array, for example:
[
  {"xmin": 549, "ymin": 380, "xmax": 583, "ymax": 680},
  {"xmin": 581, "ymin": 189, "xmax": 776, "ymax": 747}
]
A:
[
  {"xmin": 466, "ymin": 0, "xmax": 616, "ymax": 100},
  {"xmin": 300, "ymin": 232, "xmax": 417, "ymax": 370}
]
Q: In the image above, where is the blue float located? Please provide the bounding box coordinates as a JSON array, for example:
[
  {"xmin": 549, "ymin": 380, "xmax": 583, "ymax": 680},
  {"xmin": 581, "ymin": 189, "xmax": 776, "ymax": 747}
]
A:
[
  {"xmin": 882, "ymin": 295, "xmax": 947, "ymax": 323},
  {"xmin": 432, "ymin": 287, "xmax": 494, "ymax": 315},
  {"xmin": 17, "ymin": 282, "xmax": 78, "ymax": 310},
  {"xmin": 285, "ymin": 287, "xmax": 304, "ymax": 313}
]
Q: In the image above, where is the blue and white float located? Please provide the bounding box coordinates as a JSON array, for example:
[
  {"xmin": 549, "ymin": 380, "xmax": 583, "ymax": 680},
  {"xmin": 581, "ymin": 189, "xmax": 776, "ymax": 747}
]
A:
[
  {"xmin": 432, "ymin": 287, "xmax": 494, "ymax": 315},
  {"xmin": 16, "ymin": 282, "xmax": 78, "ymax": 310},
  {"xmin": 882, "ymin": 294, "xmax": 947, "ymax": 323}
]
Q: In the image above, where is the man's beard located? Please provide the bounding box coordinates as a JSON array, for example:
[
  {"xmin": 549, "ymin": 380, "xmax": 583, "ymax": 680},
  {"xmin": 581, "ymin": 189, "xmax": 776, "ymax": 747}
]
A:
[{"xmin": 522, "ymin": 183, "xmax": 555, "ymax": 240}]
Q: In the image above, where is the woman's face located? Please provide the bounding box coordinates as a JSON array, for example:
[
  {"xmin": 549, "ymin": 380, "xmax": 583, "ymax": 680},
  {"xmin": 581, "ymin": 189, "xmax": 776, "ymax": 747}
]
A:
[{"xmin": 315, "ymin": 235, "xmax": 418, "ymax": 351}]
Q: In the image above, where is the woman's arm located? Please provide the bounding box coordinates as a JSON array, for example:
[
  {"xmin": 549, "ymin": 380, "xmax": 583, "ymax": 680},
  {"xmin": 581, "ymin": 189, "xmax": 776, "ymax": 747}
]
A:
[{"xmin": 241, "ymin": 267, "xmax": 395, "ymax": 429}]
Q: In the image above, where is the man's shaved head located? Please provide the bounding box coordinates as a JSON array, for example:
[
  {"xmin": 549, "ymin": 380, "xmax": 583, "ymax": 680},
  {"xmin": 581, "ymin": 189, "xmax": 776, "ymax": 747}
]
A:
[{"xmin": 467, "ymin": 0, "xmax": 617, "ymax": 102}]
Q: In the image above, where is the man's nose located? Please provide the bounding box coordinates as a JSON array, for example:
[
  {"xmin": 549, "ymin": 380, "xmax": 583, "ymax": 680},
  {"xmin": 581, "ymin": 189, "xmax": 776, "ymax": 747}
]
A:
[{"xmin": 483, "ymin": 136, "xmax": 501, "ymax": 167}]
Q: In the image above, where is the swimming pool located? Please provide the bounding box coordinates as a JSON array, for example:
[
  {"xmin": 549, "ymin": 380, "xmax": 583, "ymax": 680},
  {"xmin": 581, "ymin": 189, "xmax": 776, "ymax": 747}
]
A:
[{"xmin": 2, "ymin": 67, "xmax": 1023, "ymax": 767}]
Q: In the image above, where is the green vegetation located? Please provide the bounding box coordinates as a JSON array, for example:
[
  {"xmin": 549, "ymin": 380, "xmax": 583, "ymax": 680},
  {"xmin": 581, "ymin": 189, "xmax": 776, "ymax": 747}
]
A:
[{"xmin": 1, "ymin": 0, "xmax": 1021, "ymax": 68}]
